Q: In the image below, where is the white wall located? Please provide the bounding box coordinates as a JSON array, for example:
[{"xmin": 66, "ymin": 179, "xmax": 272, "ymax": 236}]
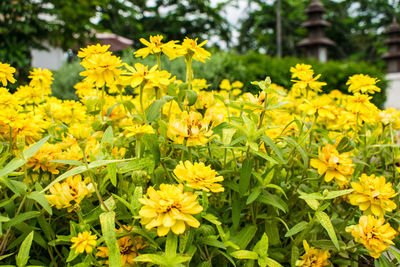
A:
[
  {"xmin": 385, "ymin": 73, "xmax": 400, "ymax": 109},
  {"xmin": 31, "ymin": 44, "xmax": 66, "ymax": 70}
]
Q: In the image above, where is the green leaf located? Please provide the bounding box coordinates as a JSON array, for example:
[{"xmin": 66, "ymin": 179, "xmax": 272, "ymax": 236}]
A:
[
  {"xmin": 232, "ymin": 196, "xmax": 241, "ymax": 230},
  {"xmin": 27, "ymin": 191, "xmax": 52, "ymax": 215},
  {"xmin": 253, "ymin": 233, "xmax": 269, "ymax": 258},
  {"xmin": 231, "ymin": 225, "xmax": 257, "ymax": 250},
  {"xmin": 107, "ymin": 163, "xmax": 117, "ymax": 187},
  {"xmin": 0, "ymin": 177, "xmax": 27, "ymax": 195},
  {"xmin": 222, "ymin": 128, "xmax": 236, "ymax": 145},
  {"xmin": 291, "ymin": 245, "xmax": 299, "ymax": 267},
  {"xmin": 230, "ymin": 250, "xmax": 259, "ymax": 260},
  {"xmin": 4, "ymin": 211, "xmax": 41, "ymax": 229},
  {"xmin": 261, "ymin": 135, "xmax": 285, "ymax": 164},
  {"xmin": 239, "ymin": 159, "xmax": 253, "ymax": 195},
  {"xmin": 185, "ymin": 90, "xmax": 198, "ymax": 106},
  {"xmin": 284, "ymin": 136, "xmax": 308, "ymax": 167},
  {"xmin": 285, "ymin": 221, "xmax": 308, "ymax": 237},
  {"xmin": 323, "ymin": 189, "xmax": 354, "ymax": 200},
  {"xmin": 142, "ymin": 134, "xmax": 160, "ymax": 167},
  {"xmin": 198, "ymin": 237, "xmax": 226, "ymax": 249},
  {"xmin": 246, "ymin": 188, "xmax": 261, "ymax": 205},
  {"xmin": 42, "ymin": 158, "xmax": 133, "ymax": 192},
  {"xmin": 315, "ymin": 211, "xmax": 339, "ymax": 250},
  {"xmin": 23, "ymin": 136, "xmax": 50, "ymax": 159},
  {"xmin": 202, "ymin": 213, "xmax": 221, "ymax": 226},
  {"xmin": 0, "ymin": 253, "xmax": 14, "ymax": 261},
  {"xmin": 99, "ymin": 212, "xmax": 121, "ymax": 267},
  {"xmin": 0, "ymin": 158, "xmax": 26, "ymax": 179},
  {"xmin": 134, "ymin": 254, "xmax": 167, "ymax": 265},
  {"xmin": 101, "ymin": 126, "xmax": 114, "ymax": 147},
  {"xmin": 257, "ymin": 192, "xmax": 288, "ymax": 213},
  {"xmin": 16, "ymin": 231, "xmax": 34, "ymax": 267},
  {"xmin": 263, "ymin": 257, "xmax": 283, "ymax": 267}
]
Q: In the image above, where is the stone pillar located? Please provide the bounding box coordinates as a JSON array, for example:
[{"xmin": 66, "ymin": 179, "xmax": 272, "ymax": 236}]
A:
[
  {"xmin": 382, "ymin": 19, "xmax": 400, "ymax": 108},
  {"xmin": 297, "ymin": 0, "xmax": 335, "ymax": 62}
]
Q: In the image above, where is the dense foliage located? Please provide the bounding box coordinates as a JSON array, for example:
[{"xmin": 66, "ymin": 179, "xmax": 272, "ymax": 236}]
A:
[{"xmin": 1, "ymin": 36, "xmax": 400, "ymax": 266}]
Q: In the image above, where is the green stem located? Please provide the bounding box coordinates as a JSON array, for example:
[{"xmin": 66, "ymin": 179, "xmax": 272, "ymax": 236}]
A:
[{"xmin": 139, "ymin": 82, "xmax": 147, "ymax": 124}]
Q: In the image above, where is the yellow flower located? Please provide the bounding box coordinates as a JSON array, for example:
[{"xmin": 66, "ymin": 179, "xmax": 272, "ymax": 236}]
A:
[
  {"xmin": 219, "ymin": 79, "xmax": 232, "ymax": 91},
  {"xmin": 167, "ymin": 111, "xmax": 213, "ymax": 146},
  {"xmin": 232, "ymin": 81, "xmax": 244, "ymax": 89},
  {"xmin": 348, "ymin": 174, "xmax": 397, "ymax": 217},
  {"xmin": 26, "ymin": 143, "xmax": 62, "ymax": 174},
  {"xmin": 346, "ymin": 215, "xmax": 397, "ymax": 258},
  {"xmin": 71, "ymin": 231, "xmax": 97, "ymax": 254},
  {"xmin": 295, "ymin": 240, "xmax": 330, "ymax": 267},
  {"xmin": 346, "ymin": 74, "xmax": 380, "ymax": 94},
  {"xmin": 45, "ymin": 175, "xmax": 92, "ymax": 211},
  {"xmin": 139, "ymin": 183, "xmax": 203, "ymax": 236},
  {"xmin": 78, "ymin": 44, "xmax": 110, "ymax": 59},
  {"xmin": 180, "ymin": 37, "xmax": 211, "ymax": 62},
  {"xmin": 29, "ymin": 68, "xmax": 53, "ymax": 97},
  {"xmin": 242, "ymin": 91, "xmax": 266, "ymax": 111},
  {"xmin": 134, "ymin": 35, "xmax": 179, "ymax": 59},
  {"xmin": 173, "ymin": 161, "xmax": 224, "ymax": 193},
  {"xmin": 123, "ymin": 124, "xmax": 154, "ymax": 137},
  {"xmin": 290, "ymin": 64, "xmax": 326, "ymax": 95},
  {"xmin": 378, "ymin": 108, "xmax": 400, "ymax": 129},
  {"xmin": 290, "ymin": 63, "xmax": 314, "ymax": 80},
  {"xmin": 69, "ymin": 123, "xmax": 92, "ymax": 141},
  {"xmin": 346, "ymin": 93, "xmax": 374, "ymax": 114},
  {"xmin": 96, "ymin": 226, "xmax": 147, "ymax": 266},
  {"xmin": 0, "ymin": 62, "xmax": 16, "ymax": 86},
  {"xmin": 0, "ymin": 87, "xmax": 19, "ymax": 109},
  {"xmin": 310, "ymin": 144, "xmax": 354, "ymax": 187},
  {"xmin": 14, "ymin": 85, "xmax": 42, "ymax": 105},
  {"xmin": 192, "ymin": 78, "xmax": 209, "ymax": 91},
  {"xmin": 122, "ymin": 63, "xmax": 159, "ymax": 88},
  {"xmin": 80, "ymin": 52, "xmax": 122, "ymax": 88}
]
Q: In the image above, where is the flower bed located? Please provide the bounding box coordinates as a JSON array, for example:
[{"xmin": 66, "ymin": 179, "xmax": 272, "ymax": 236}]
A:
[{"xmin": 0, "ymin": 35, "xmax": 400, "ymax": 266}]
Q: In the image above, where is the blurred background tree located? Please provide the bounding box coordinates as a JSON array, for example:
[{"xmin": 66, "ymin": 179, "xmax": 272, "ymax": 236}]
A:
[
  {"xmin": 1, "ymin": 0, "xmax": 400, "ymax": 84},
  {"xmin": 237, "ymin": 0, "xmax": 400, "ymax": 65},
  {"xmin": 0, "ymin": 0, "xmax": 102, "ymax": 82},
  {"xmin": 98, "ymin": 0, "xmax": 231, "ymax": 49}
]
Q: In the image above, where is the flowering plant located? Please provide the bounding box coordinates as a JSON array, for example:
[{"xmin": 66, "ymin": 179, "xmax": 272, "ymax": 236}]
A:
[{"xmin": 1, "ymin": 36, "xmax": 400, "ymax": 266}]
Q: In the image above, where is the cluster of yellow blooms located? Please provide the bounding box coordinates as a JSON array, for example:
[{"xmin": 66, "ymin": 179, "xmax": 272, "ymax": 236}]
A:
[{"xmin": 2, "ymin": 32, "xmax": 400, "ymax": 265}]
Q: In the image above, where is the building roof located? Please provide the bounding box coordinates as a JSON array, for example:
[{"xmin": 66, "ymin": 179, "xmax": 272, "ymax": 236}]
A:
[{"xmin": 92, "ymin": 33, "xmax": 133, "ymax": 52}]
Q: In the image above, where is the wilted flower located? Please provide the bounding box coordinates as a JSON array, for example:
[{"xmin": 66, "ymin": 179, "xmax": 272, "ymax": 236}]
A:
[
  {"xmin": 173, "ymin": 161, "xmax": 224, "ymax": 193},
  {"xmin": 96, "ymin": 226, "xmax": 147, "ymax": 266},
  {"xmin": 346, "ymin": 215, "xmax": 397, "ymax": 258},
  {"xmin": 71, "ymin": 231, "xmax": 97, "ymax": 254},
  {"xmin": 26, "ymin": 143, "xmax": 62, "ymax": 174},
  {"xmin": 45, "ymin": 175, "xmax": 92, "ymax": 211},
  {"xmin": 348, "ymin": 174, "xmax": 397, "ymax": 217},
  {"xmin": 296, "ymin": 240, "xmax": 330, "ymax": 267},
  {"xmin": 139, "ymin": 183, "xmax": 203, "ymax": 236}
]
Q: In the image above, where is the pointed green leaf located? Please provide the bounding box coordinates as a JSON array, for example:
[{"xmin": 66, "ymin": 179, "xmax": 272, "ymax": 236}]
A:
[
  {"xmin": 99, "ymin": 212, "xmax": 121, "ymax": 267},
  {"xmin": 16, "ymin": 231, "xmax": 34, "ymax": 267},
  {"xmin": 315, "ymin": 211, "xmax": 339, "ymax": 250}
]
